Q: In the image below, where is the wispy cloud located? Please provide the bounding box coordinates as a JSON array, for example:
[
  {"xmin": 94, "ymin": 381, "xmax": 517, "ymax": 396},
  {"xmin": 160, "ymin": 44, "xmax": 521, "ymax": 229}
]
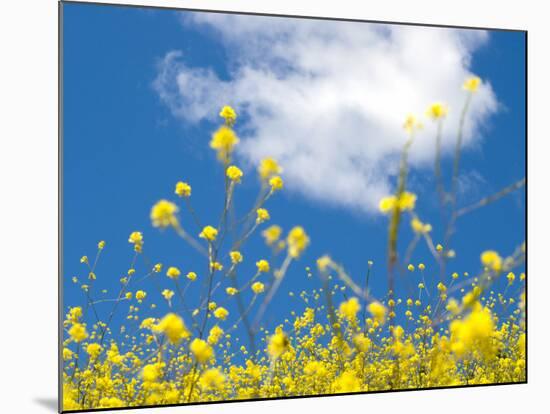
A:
[{"xmin": 154, "ymin": 12, "xmax": 498, "ymax": 213}]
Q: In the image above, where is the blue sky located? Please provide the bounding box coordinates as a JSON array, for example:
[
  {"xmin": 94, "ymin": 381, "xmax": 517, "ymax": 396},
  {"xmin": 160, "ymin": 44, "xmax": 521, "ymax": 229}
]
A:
[{"xmin": 62, "ymin": 2, "xmax": 525, "ymax": 345}]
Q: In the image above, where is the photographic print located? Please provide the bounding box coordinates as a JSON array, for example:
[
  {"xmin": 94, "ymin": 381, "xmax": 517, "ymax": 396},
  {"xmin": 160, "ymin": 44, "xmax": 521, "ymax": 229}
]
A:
[{"xmin": 60, "ymin": 1, "xmax": 526, "ymax": 411}]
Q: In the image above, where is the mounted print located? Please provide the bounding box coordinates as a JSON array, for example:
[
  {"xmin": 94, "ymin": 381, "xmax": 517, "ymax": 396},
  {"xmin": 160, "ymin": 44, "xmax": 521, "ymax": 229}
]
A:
[{"xmin": 60, "ymin": 1, "xmax": 527, "ymax": 411}]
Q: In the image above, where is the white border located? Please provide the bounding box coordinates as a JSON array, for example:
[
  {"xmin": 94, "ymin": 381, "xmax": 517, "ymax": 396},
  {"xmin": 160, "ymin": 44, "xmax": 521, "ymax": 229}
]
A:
[{"xmin": 1, "ymin": 1, "xmax": 546, "ymax": 413}]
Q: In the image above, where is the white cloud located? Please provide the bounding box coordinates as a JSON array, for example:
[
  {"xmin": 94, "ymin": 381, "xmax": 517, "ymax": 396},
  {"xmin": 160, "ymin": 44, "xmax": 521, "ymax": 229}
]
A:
[{"xmin": 154, "ymin": 12, "xmax": 498, "ymax": 213}]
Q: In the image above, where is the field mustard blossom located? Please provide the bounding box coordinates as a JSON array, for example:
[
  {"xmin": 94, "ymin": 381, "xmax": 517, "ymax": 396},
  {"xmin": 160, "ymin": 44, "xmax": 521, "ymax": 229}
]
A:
[
  {"xmin": 175, "ymin": 181, "xmax": 191, "ymax": 197},
  {"xmin": 128, "ymin": 231, "xmax": 143, "ymax": 252},
  {"xmin": 186, "ymin": 271, "xmax": 197, "ymax": 281},
  {"xmin": 86, "ymin": 343, "xmax": 102, "ymax": 359},
  {"xmin": 210, "ymin": 126, "xmax": 239, "ymax": 162},
  {"xmin": 258, "ymin": 157, "xmax": 282, "ymax": 180},
  {"xmin": 226, "ymin": 287, "xmax": 237, "ymax": 296},
  {"xmin": 226, "ymin": 165, "xmax": 243, "ymax": 183},
  {"xmin": 262, "ymin": 225, "xmax": 282, "ymax": 246},
  {"xmin": 251, "ymin": 282, "xmax": 265, "ymax": 294},
  {"xmin": 199, "ymin": 368, "xmax": 226, "ymax": 390},
  {"xmin": 219, "ymin": 105, "xmax": 237, "ymax": 124},
  {"xmin": 152, "ymin": 313, "xmax": 189, "ymax": 344},
  {"xmin": 269, "ymin": 175, "xmax": 284, "ymax": 191},
  {"xmin": 166, "ymin": 267, "xmax": 181, "ymax": 279},
  {"xmin": 268, "ymin": 327, "xmax": 289, "ymax": 359},
  {"xmin": 161, "ymin": 289, "xmax": 174, "ymax": 301},
  {"xmin": 68, "ymin": 323, "xmax": 88, "ymax": 342},
  {"xmin": 135, "ymin": 290, "xmax": 146, "ymax": 301},
  {"xmin": 213, "ymin": 307, "xmax": 229, "ymax": 320},
  {"xmin": 368, "ymin": 302, "xmax": 387, "ymax": 324},
  {"xmin": 190, "ymin": 339, "xmax": 213, "ymax": 363},
  {"xmin": 427, "ymin": 102, "xmax": 448, "ymax": 119},
  {"xmin": 230, "ymin": 251, "xmax": 243, "ymax": 264},
  {"xmin": 150, "ymin": 200, "xmax": 178, "ymax": 228},
  {"xmin": 481, "ymin": 250, "xmax": 503, "ymax": 272},
  {"xmin": 256, "ymin": 208, "xmax": 270, "ymax": 223},
  {"xmin": 339, "ymin": 297, "xmax": 360, "ymax": 321},
  {"xmin": 287, "ymin": 226, "xmax": 310, "ymax": 258},
  {"xmin": 199, "ymin": 225, "xmax": 218, "ymax": 242},
  {"xmin": 256, "ymin": 259, "xmax": 270, "ymax": 273},
  {"xmin": 463, "ymin": 76, "xmax": 481, "ymax": 92},
  {"xmin": 411, "ymin": 217, "xmax": 432, "ymax": 234}
]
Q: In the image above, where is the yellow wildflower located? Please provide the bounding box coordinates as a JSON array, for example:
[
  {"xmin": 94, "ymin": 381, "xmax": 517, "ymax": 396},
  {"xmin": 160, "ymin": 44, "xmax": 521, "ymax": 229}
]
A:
[
  {"xmin": 256, "ymin": 208, "xmax": 270, "ymax": 223},
  {"xmin": 150, "ymin": 200, "xmax": 178, "ymax": 228},
  {"xmin": 190, "ymin": 338, "xmax": 213, "ymax": 363},
  {"xmin": 226, "ymin": 165, "xmax": 243, "ymax": 183},
  {"xmin": 199, "ymin": 225, "xmax": 218, "ymax": 242},
  {"xmin": 251, "ymin": 282, "xmax": 265, "ymax": 294},
  {"xmin": 258, "ymin": 157, "xmax": 282, "ymax": 180},
  {"xmin": 287, "ymin": 226, "xmax": 310, "ymax": 258},
  {"xmin": 175, "ymin": 181, "xmax": 191, "ymax": 197},
  {"xmin": 256, "ymin": 259, "xmax": 270, "ymax": 273},
  {"xmin": 166, "ymin": 266, "xmax": 181, "ymax": 279}
]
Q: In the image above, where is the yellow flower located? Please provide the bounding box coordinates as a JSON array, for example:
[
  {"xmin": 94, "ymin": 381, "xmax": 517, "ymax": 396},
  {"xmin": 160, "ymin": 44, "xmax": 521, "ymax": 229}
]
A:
[
  {"xmin": 226, "ymin": 165, "xmax": 243, "ymax": 183},
  {"xmin": 379, "ymin": 196, "xmax": 397, "ymax": 213},
  {"xmin": 268, "ymin": 327, "xmax": 289, "ymax": 359},
  {"xmin": 210, "ymin": 125, "xmax": 239, "ymax": 162},
  {"xmin": 411, "ymin": 217, "xmax": 432, "ymax": 234},
  {"xmin": 419, "ymin": 263, "xmax": 426, "ymax": 271},
  {"xmin": 269, "ymin": 175, "xmax": 284, "ymax": 191},
  {"xmin": 62, "ymin": 347, "xmax": 73, "ymax": 360},
  {"xmin": 258, "ymin": 157, "xmax": 282, "ymax": 180},
  {"xmin": 403, "ymin": 114, "xmax": 422, "ymax": 134},
  {"xmin": 256, "ymin": 208, "xmax": 270, "ymax": 223},
  {"xmin": 142, "ymin": 363, "xmax": 162, "ymax": 382},
  {"xmin": 262, "ymin": 225, "xmax": 282, "ymax": 246},
  {"xmin": 128, "ymin": 231, "xmax": 144, "ymax": 252},
  {"xmin": 153, "ymin": 263, "xmax": 162, "ymax": 273},
  {"xmin": 427, "ymin": 102, "xmax": 448, "ymax": 119},
  {"xmin": 136, "ymin": 290, "xmax": 146, "ymax": 301},
  {"xmin": 68, "ymin": 323, "xmax": 88, "ymax": 342},
  {"xmin": 251, "ymin": 282, "xmax": 265, "ymax": 294},
  {"xmin": 97, "ymin": 240, "xmax": 105, "ymax": 250},
  {"xmin": 333, "ymin": 370, "xmax": 362, "ymax": 393},
  {"xmin": 287, "ymin": 226, "xmax": 310, "ymax": 258},
  {"xmin": 213, "ymin": 307, "xmax": 229, "ymax": 320},
  {"xmin": 161, "ymin": 289, "xmax": 174, "ymax": 301},
  {"xmin": 507, "ymin": 272, "xmax": 516, "ymax": 285},
  {"xmin": 407, "ymin": 264, "xmax": 415, "ymax": 272},
  {"xmin": 316, "ymin": 255, "xmax": 332, "ymax": 271},
  {"xmin": 398, "ymin": 192, "xmax": 417, "ymax": 210},
  {"xmin": 199, "ymin": 225, "xmax": 218, "ymax": 242},
  {"xmin": 481, "ymin": 250, "xmax": 503, "ymax": 272},
  {"xmin": 353, "ymin": 333, "xmax": 371, "ymax": 352},
  {"xmin": 436, "ymin": 243, "xmax": 444, "ymax": 252},
  {"xmin": 152, "ymin": 313, "xmax": 189, "ymax": 344},
  {"xmin": 368, "ymin": 301, "xmax": 387, "ymax": 325},
  {"xmin": 463, "ymin": 76, "xmax": 481, "ymax": 92},
  {"xmin": 379, "ymin": 192, "xmax": 416, "ymax": 213},
  {"xmin": 339, "ymin": 297, "xmax": 361, "ymax": 321},
  {"xmin": 67, "ymin": 306, "xmax": 83, "ymax": 323},
  {"xmin": 150, "ymin": 200, "xmax": 178, "ymax": 228},
  {"xmin": 207, "ymin": 325, "xmax": 224, "ymax": 345},
  {"xmin": 256, "ymin": 259, "xmax": 270, "ymax": 273},
  {"xmin": 80, "ymin": 255, "xmax": 88, "ymax": 264},
  {"xmin": 450, "ymin": 304, "xmax": 495, "ymax": 358},
  {"xmin": 166, "ymin": 266, "xmax": 181, "ymax": 279},
  {"xmin": 199, "ymin": 368, "xmax": 225, "ymax": 390},
  {"xmin": 86, "ymin": 343, "xmax": 102, "ymax": 359},
  {"xmin": 230, "ymin": 251, "xmax": 243, "ymax": 264},
  {"xmin": 175, "ymin": 181, "xmax": 191, "ymax": 197},
  {"xmin": 210, "ymin": 261, "xmax": 223, "ymax": 271},
  {"xmin": 186, "ymin": 271, "xmax": 197, "ymax": 281},
  {"xmin": 226, "ymin": 287, "xmax": 237, "ymax": 296},
  {"xmin": 190, "ymin": 338, "xmax": 213, "ymax": 363},
  {"xmin": 219, "ymin": 105, "xmax": 237, "ymax": 124}
]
